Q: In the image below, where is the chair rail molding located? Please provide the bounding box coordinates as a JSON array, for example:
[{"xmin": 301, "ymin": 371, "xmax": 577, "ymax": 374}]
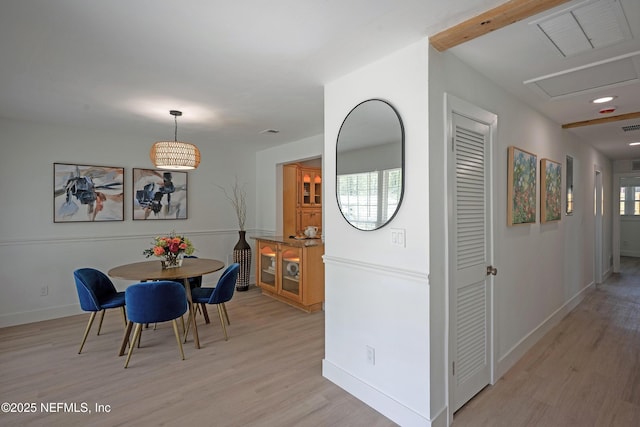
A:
[
  {"xmin": 0, "ymin": 229, "xmax": 250, "ymax": 247},
  {"xmin": 323, "ymin": 255, "xmax": 428, "ymax": 283}
]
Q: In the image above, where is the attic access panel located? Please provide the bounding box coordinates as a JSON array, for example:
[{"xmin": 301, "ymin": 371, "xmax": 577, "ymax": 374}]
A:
[{"xmin": 532, "ymin": 0, "xmax": 632, "ymax": 58}]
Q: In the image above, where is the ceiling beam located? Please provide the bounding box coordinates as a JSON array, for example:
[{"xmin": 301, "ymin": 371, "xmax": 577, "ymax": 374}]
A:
[
  {"xmin": 562, "ymin": 112, "xmax": 640, "ymax": 129},
  {"xmin": 429, "ymin": 0, "xmax": 572, "ymax": 52}
]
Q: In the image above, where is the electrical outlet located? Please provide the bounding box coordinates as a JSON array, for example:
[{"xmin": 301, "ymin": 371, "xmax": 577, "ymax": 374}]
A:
[
  {"xmin": 366, "ymin": 345, "xmax": 375, "ymax": 365},
  {"xmin": 40, "ymin": 285, "xmax": 48, "ymax": 296}
]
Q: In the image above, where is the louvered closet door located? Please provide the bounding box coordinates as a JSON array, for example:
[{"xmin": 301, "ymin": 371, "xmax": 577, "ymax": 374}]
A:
[{"xmin": 451, "ymin": 112, "xmax": 491, "ymax": 411}]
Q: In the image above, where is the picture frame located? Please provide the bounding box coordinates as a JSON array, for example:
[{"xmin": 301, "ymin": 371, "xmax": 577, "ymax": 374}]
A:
[
  {"xmin": 541, "ymin": 158, "xmax": 562, "ymax": 223},
  {"xmin": 53, "ymin": 163, "xmax": 124, "ymax": 222},
  {"xmin": 566, "ymin": 155, "xmax": 574, "ymax": 215},
  {"xmin": 507, "ymin": 146, "xmax": 537, "ymax": 226},
  {"xmin": 132, "ymin": 168, "xmax": 188, "ymax": 220}
]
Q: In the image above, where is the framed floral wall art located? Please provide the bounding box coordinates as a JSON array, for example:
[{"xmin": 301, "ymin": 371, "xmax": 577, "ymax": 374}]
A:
[
  {"xmin": 132, "ymin": 168, "xmax": 188, "ymax": 220},
  {"xmin": 541, "ymin": 158, "xmax": 561, "ymax": 223},
  {"xmin": 53, "ymin": 163, "xmax": 124, "ymax": 222},
  {"xmin": 507, "ymin": 146, "xmax": 537, "ymax": 226}
]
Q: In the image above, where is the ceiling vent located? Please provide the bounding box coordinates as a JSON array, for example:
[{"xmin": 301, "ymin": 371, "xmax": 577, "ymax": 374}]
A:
[
  {"xmin": 622, "ymin": 124, "xmax": 640, "ymax": 132},
  {"xmin": 632, "ymin": 160, "xmax": 640, "ymax": 171},
  {"xmin": 531, "ymin": 0, "xmax": 632, "ymax": 58}
]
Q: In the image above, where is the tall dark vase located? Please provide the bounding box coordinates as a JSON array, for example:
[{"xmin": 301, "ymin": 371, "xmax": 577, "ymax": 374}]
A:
[{"xmin": 233, "ymin": 230, "xmax": 251, "ymax": 292}]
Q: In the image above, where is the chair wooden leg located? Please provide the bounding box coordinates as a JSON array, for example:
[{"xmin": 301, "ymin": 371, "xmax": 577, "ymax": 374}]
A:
[
  {"xmin": 183, "ymin": 307, "xmax": 192, "ymax": 343},
  {"xmin": 221, "ymin": 303, "xmax": 230, "ymax": 325},
  {"xmin": 217, "ymin": 305, "xmax": 228, "ymax": 341},
  {"xmin": 119, "ymin": 321, "xmax": 134, "ymax": 356},
  {"xmin": 124, "ymin": 323, "xmax": 143, "ymax": 368},
  {"xmin": 120, "ymin": 306, "xmax": 127, "ymax": 327},
  {"xmin": 97, "ymin": 309, "xmax": 106, "ymax": 335},
  {"xmin": 78, "ymin": 311, "xmax": 97, "ymax": 354},
  {"xmin": 202, "ymin": 304, "xmax": 210, "ymax": 324},
  {"xmin": 172, "ymin": 319, "xmax": 185, "ymax": 360}
]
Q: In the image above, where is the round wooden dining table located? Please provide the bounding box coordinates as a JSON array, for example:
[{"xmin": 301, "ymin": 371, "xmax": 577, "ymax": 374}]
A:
[{"xmin": 108, "ymin": 257, "xmax": 225, "ymax": 350}]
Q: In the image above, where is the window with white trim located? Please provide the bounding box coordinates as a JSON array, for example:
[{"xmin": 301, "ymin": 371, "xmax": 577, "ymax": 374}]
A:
[
  {"xmin": 620, "ymin": 186, "xmax": 640, "ymax": 215},
  {"xmin": 337, "ymin": 168, "xmax": 401, "ymax": 230}
]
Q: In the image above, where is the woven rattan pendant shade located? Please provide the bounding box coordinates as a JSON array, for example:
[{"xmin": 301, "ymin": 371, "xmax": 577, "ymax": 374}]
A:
[{"xmin": 150, "ymin": 110, "xmax": 201, "ymax": 170}]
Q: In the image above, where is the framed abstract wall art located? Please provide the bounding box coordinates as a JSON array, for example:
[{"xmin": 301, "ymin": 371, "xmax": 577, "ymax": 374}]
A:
[
  {"xmin": 53, "ymin": 163, "xmax": 124, "ymax": 222},
  {"xmin": 132, "ymin": 168, "xmax": 188, "ymax": 220},
  {"xmin": 541, "ymin": 158, "xmax": 562, "ymax": 223},
  {"xmin": 507, "ymin": 146, "xmax": 537, "ymax": 226}
]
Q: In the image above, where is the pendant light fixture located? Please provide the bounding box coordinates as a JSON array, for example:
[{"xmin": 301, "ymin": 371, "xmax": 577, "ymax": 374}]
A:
[{"xmin": 150, "ymin": 110, "xmax": 201, "ymax": 170}]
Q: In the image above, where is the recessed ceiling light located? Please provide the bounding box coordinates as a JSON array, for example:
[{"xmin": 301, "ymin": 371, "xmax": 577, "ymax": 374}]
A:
[
  {"xmin": 592, "ymin": 96, "xmax": 616, "ymax": 104},
  {"xmin": 629, "ymin": 142, "xmax": 640, "ymax": 146}
]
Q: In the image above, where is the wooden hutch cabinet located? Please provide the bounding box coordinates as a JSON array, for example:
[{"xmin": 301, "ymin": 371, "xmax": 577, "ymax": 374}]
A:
[
  {"xmin": 283, "ymin": 163, "xmax": 322, "ymax": 237},
  {"xmin": 254, "ymin": 236, "xmax": 324, "ymax": 312}
]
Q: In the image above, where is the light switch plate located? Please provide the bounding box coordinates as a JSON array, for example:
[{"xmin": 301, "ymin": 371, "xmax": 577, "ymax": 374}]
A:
[{"xmin": 391, "ymin": 228, "xmax": 405, "ymax": 247}]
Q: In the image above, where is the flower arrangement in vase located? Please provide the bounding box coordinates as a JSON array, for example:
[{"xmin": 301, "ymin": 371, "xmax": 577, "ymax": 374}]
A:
[{"xmin": 143, "ymin": 231, "xmax": 195, "ymax": 269}]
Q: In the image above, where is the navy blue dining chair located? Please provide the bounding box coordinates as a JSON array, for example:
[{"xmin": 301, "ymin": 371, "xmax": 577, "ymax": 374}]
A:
[
  {"xmin": 73, "ymin": 268, "xmax": 127, "ymax": 354},
  {"xmin": 184, "ymin": 263, "xmax": 239, "ymax": 342},
  {"xmin": 123, "ymin": 280, "xmax": 188, "ymax": 368},
  {"xmin": 184, "ymin": 255, "xmax": 210, "ymax": 323}
]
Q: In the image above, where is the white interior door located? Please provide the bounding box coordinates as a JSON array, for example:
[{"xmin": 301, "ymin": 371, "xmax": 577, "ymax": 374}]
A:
[{"xmin": 450, "ymin": 111, "xmax": 493, "ymax": 412}]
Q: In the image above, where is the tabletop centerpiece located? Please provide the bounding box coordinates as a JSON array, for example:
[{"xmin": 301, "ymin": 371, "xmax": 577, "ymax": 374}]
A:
[{"xmin": 143, "ymin": 231, "xmax": 195, "ymax": 269}]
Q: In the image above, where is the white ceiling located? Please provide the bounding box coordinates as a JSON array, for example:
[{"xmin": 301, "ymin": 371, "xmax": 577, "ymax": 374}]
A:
[
  {"xmin": 450, "ymin": 0, "xmax": 640, "ymax": 160},
  {"xmin": 1, "ymin": 0, "xmax": 639, "ymax": 160}
]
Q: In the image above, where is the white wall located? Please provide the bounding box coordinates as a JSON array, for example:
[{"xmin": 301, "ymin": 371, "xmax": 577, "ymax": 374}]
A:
[
  {"xmin": 428, "ymin": 46, "xmax": 613, "ymax": 422},
  {"xmin": 620, "ymin": 217, "xmax": 640, "ymax": 256},
  {"xmin": 0, "ymin": 117, "xmax": 258, "ymax": 327},
  {"xmin": 323, "ymin": 40, "xmax": 432, "ymax": 426},
  {"xmin": 337, "ymin": 142, "xmax": 401, "ymax": 174}
]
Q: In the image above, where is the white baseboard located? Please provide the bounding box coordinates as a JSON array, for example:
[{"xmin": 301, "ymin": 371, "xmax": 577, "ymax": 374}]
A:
[
  {"xmin": 323, "ymin": 359, "xmax": 437, "ymax": 427},
  {"xmin": 0, "ymin": 304, "xmax": 81, "ymax": 328},
  {"xmin": 495, "ymin": 281, "xmax": 594, "ymax": 379}
]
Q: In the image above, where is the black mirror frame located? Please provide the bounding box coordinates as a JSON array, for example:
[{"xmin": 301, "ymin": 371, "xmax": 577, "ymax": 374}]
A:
[{"xmin": 335, "ymin": 98, "xmax": 405, "ymax": 231}]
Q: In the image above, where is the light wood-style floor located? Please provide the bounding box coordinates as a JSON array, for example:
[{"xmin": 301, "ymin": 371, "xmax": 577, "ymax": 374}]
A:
[
  {"xmin": 0, "ymin": 287, "xmax": 395, "ymax": 427},
  {"xmin": 454, "ymin": 256, "xmax": 640, "ymax": 426},
  {"xmin": 2, "ymin": 258, "xmax": 639, "ymax": 427}
]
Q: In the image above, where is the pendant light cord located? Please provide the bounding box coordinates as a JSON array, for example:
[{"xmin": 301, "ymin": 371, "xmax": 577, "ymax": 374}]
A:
[{"xmin": 174, "ymin": 114, "xmax": 178, "ymax": 142}]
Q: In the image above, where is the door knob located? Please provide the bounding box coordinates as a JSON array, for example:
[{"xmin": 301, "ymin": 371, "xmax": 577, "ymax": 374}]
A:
[{"xmin": 486, "ymin": 266, "xmax": 497, "ymax": 276}]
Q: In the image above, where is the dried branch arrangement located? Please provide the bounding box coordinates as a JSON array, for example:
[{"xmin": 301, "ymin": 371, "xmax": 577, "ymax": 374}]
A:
[{"xmin": 217, "ymin": 178, "xmax": 247, "ymax": 231}]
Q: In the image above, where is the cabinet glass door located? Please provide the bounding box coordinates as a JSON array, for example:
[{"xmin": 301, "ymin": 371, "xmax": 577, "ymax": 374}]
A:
[
  {"xmin": 301, "ymin": 169, "xmax": 321, "ymax": 207},
  {"xmin": 259, "ymin": 244, "xmax": 277, "ymax": 291},
  {"xmin": 302, "ymin": 172, "xmax": 312, "ymax": 206},
  {"xmin": 280, "ymin": 247, "xmax": 302, "ymax": 301},
  {"xmin": 313, "ymin": 174, "xmax": 322, "ymax": 205}
]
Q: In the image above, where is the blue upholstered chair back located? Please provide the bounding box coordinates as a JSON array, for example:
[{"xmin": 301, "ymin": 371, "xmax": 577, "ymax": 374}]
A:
[
  {"xmin": 209, "ymin": 263, "xmax": 240, "ymax": 305},
  {"xmin": 74, "ymin": 268, "xmax": 119, "ymax": 312},
  {"xmin": 125, "ymin": 281, "xmax": 187, "ymax": 324}
]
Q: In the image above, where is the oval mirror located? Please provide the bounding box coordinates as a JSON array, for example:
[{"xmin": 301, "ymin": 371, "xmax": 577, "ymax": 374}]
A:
[{"xmin": 336, "ymin": 99, "xmax": 404, "ymax": 230}]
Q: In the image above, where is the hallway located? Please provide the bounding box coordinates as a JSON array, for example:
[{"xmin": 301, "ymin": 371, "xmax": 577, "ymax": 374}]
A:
[{"xmin": 454, "ymin": 257, "xmax": 640, "ymax": 426}]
